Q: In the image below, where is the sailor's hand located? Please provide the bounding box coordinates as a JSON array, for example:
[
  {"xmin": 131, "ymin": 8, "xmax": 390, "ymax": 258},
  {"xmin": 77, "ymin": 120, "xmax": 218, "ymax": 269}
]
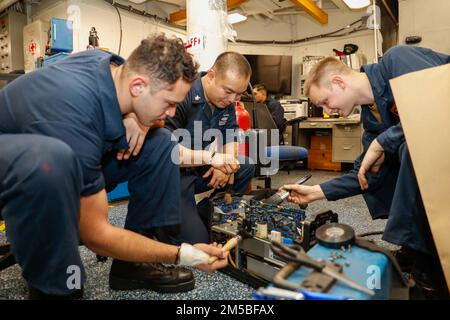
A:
[
  {"xmin": 281, "ymin": 184, "xmax": 325, "ymax": 206},
  {"xmin": 118, "ymin": 113, "xmax": 150, "ymax": 160},
  {"xmin": 210, "ymin": 153, "xmax": 240, "ymax": 175},
  {"xmin": 204, "ymin": 168, "xmax": 230, "ymax": 189},
  {"xmin": 193, "ymin": 243, "xmax": 228, "ymax": 273}
]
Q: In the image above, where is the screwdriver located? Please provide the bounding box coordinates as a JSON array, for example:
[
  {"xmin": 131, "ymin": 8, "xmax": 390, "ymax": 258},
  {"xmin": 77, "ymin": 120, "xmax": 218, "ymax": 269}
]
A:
[
  {"xmin": 264, "ymin": 174, "xmax": 312, "ymax": 206},
  {"xmin": 208, "ymin": 235, "xmax": 241, "ymax": 264}
]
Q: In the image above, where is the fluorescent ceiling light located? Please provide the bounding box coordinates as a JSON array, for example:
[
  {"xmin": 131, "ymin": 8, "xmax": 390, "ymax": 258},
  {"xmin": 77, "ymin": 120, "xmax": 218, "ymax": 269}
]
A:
[
  {"xmin": 227, "ymin": 12, "xmax": 247, "ymax": 24},
  {"xmin": 342, "ymin": 0, "xmax": 371, "ymax": 9}
]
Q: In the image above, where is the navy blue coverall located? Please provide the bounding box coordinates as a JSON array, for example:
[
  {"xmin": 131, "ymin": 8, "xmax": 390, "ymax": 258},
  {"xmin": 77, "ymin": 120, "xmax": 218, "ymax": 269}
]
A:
[
  {"xmin": 165, "ymin": 73, "xmax": 255, "ymax": 244},
  {"xmin": 320, "ymin": 46, "xmax": 450, "ymax": 255},
  {"xmin": 0, "ymin": 50, "xmax": 181, "ymax": 295}
]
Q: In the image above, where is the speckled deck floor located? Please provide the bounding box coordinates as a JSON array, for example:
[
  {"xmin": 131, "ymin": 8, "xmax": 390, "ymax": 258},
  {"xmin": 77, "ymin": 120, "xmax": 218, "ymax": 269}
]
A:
[{"xmin": 0, "ymin": 168, "xmax": 394, "ymax": 300}]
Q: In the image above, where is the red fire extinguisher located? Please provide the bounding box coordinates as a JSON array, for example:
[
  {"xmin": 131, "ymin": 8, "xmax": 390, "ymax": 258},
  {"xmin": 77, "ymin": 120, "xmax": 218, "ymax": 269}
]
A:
[
  {"xmin": 235, "ymin": 101, "xmax": 250, "ymax": 157},
  {"xmin": 235, "ymin": 101, "xmax": 252, "ymax": 192}
]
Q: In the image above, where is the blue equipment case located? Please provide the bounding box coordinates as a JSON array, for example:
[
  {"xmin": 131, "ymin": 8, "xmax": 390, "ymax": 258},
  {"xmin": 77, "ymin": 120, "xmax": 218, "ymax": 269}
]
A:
[
  {"xmin": 286, "ymin": 243, "xmax": 392, "ymax": 300},
  {"xmin": 41, "ymin": 18, "xmax": 73, "ymax": 68},
  {"xmin": 259, "ymin": 240, "xmax": 409, "ymax": 300},
  {"xmin": 50, "ymin": 18, "xmax": 73, "ymax": 53}
]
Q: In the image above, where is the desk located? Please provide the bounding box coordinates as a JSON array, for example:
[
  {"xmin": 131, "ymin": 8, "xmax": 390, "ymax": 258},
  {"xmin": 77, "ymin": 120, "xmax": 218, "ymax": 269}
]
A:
[{"xmin": 292, "ymin": 118, "xmax": 363, "ymax": 164}]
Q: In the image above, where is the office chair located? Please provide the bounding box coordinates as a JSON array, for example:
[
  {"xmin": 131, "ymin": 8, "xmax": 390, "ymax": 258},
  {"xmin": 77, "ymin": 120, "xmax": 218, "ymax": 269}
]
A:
[{"xmin": 242, "ymin": 92, "xmax": 308, "ymax": 189}]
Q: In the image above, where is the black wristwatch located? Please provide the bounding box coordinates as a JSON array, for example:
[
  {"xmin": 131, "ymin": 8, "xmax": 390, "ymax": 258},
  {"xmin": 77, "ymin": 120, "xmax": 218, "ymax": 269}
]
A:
[{"xmin": 174, "ymin": 246, "xmax": 181, "ymax": 265}]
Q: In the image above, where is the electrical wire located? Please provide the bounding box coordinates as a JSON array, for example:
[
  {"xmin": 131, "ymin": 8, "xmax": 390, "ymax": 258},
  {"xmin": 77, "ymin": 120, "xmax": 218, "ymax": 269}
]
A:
[
  {"xmin": 236, "ymin": 18, "xmax": 368, "ymax": 45},
  {"xmin": 114, "ymin": 5, "xmax": 123, "ymax": 56},
  {"xmin": 13, "ymin": 2, "xmax": 23, "ymax": 13},
  {"xmin": 103, "ymin": 0, "xmax": 185, "ymax": 31},
  {"xmin": 4, "ymin": 0, "xmax": 25, "ymax": 14},
  {"xmin": 102, "ymin": 0, "xmax": 368, "ymax": 47},
  {"xmin": 102, "ymin": 0, "xmax": 367, "ymax": 44},
  {"xmin": 357, "ymin": 231, "xmax": 384, "ymax": 238},
  {"xmin": 228, "ymin": 251, "xmax": 237, "ymax": 269}
]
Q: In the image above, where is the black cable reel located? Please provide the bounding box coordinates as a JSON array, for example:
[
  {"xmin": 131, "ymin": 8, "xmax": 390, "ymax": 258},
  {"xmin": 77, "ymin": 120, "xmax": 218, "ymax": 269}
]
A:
[{"xmin": 315, "ymin": 223, "xmax": 355, "ymax": 249}]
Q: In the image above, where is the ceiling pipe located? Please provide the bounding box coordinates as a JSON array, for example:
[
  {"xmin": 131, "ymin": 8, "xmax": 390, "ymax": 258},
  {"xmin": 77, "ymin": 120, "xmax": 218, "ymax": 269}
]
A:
[
  {"xmin": 0, "ymin": 0, "xmax": 20, "ymax": 13},
  {"xmin": 381, "ymin": 0, "xmax": 398, "ymax": 26}
]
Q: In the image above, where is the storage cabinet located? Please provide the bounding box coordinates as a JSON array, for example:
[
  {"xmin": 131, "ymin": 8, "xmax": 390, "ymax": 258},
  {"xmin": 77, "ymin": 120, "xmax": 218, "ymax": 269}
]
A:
[
  {"xmin": 307, "ymin": 135, "xmax": 342, "ymax": 171},
  {"xmin": 332, "ymin": 124, "xmax": 363, "ymax": 162}
]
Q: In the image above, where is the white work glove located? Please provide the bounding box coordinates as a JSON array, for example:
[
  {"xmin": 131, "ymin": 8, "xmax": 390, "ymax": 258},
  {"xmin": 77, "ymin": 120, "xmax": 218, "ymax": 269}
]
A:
[{"xmin": 178, "ymin": 243, "xmax": 210, "ymax": 267}]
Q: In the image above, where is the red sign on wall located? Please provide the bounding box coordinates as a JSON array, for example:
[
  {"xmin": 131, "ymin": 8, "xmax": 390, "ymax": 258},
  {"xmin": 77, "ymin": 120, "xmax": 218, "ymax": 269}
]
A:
[
  {"xmin": 29, "ymin": 41, "xmax": 37, "ymax": 55},
  {"xmin": 187, "ymin": 33, "xmax": 204, "ymax": 53}
]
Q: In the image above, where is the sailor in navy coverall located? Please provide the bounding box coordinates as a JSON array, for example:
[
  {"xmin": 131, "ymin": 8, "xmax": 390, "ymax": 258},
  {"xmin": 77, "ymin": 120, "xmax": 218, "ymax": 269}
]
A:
[
  {"xmin": 283, "ymin": 46, "xmax": 450, "ymax": 285},
  {"xmin": 253, "ymin": 83, "xmax": 285, "ymax": 132},
  {"xmin": 165, "ymin": 52, "xmax": 255, "ymax": 244},
  {"xmin": 0, "ymin": 37, "xmax": 227, "ymax": 298}
]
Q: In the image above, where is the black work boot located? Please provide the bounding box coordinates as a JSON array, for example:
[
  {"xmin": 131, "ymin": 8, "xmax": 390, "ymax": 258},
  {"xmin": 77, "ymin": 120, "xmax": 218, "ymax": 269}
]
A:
[
  {"xmin": 28, "ymin": 286, "xmax": 84, "ymax": 300},
  {"xmin": 410, "ymin": 253, "xmax": 449, "ymax": 300},
  {"xmin": 109, "ymin": 259, "xmax": 195, "ymax": 293}
]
